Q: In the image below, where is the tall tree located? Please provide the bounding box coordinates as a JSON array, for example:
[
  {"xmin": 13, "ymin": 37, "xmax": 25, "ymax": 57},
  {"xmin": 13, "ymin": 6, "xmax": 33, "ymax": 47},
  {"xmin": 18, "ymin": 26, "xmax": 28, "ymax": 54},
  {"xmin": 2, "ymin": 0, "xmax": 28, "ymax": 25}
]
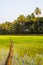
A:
[
  {"xmin": 17, "ymin": 15, "xmax": 26, "ymax": 23},
  {"xmin": 26, "ymin": 15, "xmax": 31, "ymax": 22},
  {"xmin": 34, "ymin": 7, "xmax": 41, "ymax": 17},
  {"xmin": 31, "ymin": 13, "xmax": 36, "ymax": 22}
]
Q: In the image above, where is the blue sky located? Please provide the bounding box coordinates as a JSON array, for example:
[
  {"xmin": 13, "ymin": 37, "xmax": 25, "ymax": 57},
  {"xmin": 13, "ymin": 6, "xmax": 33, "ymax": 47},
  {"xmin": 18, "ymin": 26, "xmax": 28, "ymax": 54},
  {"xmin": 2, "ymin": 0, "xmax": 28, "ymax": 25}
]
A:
[{"xmin": 0, "ymin": 0, "xmax": 43, "ymax": 23}]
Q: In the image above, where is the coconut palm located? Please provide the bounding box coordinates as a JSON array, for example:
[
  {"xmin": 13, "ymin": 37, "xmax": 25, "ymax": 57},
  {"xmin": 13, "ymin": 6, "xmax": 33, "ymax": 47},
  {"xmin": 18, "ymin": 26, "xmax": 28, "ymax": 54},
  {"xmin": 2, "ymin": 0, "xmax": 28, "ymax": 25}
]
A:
[{"xmin": 34, "ymin": 7, "xmax": 41, "ymax": 17}]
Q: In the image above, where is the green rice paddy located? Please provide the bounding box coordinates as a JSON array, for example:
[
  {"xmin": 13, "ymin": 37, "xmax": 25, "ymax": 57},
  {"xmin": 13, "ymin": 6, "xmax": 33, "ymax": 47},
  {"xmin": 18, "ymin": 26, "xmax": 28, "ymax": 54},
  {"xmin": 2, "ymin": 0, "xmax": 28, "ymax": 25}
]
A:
[{"xmin": 0, "ymin": 35, "xmax": 43, "ymax": 65}]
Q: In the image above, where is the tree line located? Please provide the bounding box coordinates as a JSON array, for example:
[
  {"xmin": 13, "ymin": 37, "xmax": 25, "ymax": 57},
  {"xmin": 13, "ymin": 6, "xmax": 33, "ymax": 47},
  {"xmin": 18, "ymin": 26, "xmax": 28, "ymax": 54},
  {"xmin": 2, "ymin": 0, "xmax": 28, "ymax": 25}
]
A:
[{"xmin": 0, "ymin": 7, "xmax": 43, "ymax": 35}]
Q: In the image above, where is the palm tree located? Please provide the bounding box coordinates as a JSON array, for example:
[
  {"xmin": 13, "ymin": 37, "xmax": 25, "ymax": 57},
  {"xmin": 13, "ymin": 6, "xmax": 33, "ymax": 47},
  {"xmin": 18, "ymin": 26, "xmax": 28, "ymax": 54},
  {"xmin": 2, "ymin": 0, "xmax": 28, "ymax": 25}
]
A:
[
  {"xmin": 31, "ymin": 13, "xmax": 36, "ymax": 22},
  {"xmin": 34, "ymin": 7, "xmax": 41, "ymax": 17},
  {"xmin": 17, "ymin": 15, "xmax": 26, "ymax": 23},
  {"xmin": 26, "ymin": 15, "xmax": 31, "ymax": 22},
  {"xmin": 34, "ymin": 7, "xmax": 41, "ymax": 33},
  {"xmin": 31, "ymin": 13, "xmax": 35, "ymax": 18}
]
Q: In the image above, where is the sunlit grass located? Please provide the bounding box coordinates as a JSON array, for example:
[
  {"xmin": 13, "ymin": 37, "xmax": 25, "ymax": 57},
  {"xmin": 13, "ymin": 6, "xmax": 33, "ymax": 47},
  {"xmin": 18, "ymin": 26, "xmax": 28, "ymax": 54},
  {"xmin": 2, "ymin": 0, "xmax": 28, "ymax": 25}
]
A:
[{"xmin": 0, "ymin": 35, "xmax": 43, "ymax": 65}]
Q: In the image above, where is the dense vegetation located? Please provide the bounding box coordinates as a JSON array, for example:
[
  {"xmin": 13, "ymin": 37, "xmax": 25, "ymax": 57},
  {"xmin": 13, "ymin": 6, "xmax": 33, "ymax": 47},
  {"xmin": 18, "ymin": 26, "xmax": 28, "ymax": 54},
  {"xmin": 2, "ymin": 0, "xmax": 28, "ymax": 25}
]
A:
[{"xmin": 0, "ymin": 7, "xmax": 43, "ymax": 34}]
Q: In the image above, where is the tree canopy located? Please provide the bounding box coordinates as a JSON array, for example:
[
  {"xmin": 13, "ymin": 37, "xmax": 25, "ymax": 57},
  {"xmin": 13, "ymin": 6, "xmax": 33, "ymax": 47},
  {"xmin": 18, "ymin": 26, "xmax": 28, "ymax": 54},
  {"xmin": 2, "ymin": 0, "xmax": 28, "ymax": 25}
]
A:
[{"xmin": 0, "ymin": 7, "xmax": 43, "ymax": 35}]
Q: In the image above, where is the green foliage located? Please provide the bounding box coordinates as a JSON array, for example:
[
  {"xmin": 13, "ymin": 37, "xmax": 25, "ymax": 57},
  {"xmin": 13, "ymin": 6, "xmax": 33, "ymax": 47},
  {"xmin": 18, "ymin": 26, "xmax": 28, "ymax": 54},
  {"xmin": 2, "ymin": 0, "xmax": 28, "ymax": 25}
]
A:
[
  {"xmin": 0, "ymin": 7, "xmax": 43, "ymax": 34},
  {"xmin": 34, "ymin": 7, "xmax": 41, "ymax": 17}
]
